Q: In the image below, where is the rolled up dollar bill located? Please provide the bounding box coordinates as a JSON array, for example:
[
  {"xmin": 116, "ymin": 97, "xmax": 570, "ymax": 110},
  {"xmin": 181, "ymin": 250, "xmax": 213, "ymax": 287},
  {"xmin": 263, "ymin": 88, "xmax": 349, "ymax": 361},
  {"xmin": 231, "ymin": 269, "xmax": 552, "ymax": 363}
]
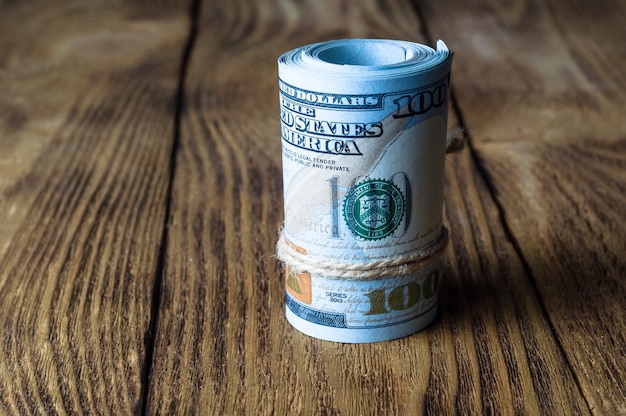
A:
[{"xmin": 277, "ymin": 39, "xmax": 453, "ymax": 343}]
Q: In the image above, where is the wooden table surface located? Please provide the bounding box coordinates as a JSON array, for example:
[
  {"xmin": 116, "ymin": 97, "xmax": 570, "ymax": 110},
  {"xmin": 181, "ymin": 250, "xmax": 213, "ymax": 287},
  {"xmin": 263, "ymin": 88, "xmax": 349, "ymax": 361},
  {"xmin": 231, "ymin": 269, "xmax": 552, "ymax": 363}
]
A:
[{"xmin": 1, "ymin": 0, "xmax": 625, "ymax": 414}]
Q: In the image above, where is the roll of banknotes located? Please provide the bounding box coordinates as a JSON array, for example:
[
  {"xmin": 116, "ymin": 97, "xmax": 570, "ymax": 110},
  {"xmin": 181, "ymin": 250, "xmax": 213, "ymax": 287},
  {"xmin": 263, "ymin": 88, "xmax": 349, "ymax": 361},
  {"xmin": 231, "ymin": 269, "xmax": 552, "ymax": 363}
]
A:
[{"xmin": 277, "ymin": 39, "xmax": 453, "ymax": 343}]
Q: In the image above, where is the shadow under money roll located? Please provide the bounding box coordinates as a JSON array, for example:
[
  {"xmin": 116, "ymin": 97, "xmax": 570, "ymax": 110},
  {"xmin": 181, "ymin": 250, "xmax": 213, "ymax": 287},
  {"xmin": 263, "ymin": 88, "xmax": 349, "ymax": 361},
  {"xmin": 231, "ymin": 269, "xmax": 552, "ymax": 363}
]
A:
[{"xmin": 276, "ymin": 39, "xmax": 454, "ymax": 343}]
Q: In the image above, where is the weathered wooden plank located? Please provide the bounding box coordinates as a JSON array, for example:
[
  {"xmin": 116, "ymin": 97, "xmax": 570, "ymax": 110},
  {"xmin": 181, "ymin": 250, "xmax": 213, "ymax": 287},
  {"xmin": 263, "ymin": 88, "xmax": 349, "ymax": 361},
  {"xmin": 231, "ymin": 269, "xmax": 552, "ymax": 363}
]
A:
[
  {"xmin": 419, "ymin": 0, "xmax": 626, "ymax": 412},
  {"xmin": 419, "ymin": 0, "xmax": 626, "ymax": 144},
  {"xmin": 0, "ymin": 1, "xmax": 188, "ymax": 413},
  {"xmin": 146, "ymin": 0, "xmax": 588, "ymax": 413}
]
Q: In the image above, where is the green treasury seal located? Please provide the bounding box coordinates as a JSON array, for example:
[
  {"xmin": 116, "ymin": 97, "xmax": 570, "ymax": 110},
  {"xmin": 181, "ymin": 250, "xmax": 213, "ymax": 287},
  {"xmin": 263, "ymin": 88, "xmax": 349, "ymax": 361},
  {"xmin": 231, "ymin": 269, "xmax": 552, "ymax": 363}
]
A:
[{"xmin": 343, "ymin": 178, "xmax": 405, "ymax": 240}]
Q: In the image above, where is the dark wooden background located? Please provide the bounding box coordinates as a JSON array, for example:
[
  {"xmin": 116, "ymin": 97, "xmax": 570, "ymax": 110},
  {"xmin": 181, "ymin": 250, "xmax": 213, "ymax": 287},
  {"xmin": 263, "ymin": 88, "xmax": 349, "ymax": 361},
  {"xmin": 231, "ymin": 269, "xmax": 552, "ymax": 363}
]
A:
[{"xmin": 0, "ymin": 0, "xmax": 624, "ymax": 414}]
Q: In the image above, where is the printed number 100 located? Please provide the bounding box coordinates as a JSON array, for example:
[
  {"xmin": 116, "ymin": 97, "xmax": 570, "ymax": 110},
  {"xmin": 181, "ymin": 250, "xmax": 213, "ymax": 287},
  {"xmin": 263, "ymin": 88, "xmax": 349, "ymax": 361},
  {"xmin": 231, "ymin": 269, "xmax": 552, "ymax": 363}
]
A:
[{"xmin": 364, "ymin": 270, "xmax": 439, "ymax": 315}]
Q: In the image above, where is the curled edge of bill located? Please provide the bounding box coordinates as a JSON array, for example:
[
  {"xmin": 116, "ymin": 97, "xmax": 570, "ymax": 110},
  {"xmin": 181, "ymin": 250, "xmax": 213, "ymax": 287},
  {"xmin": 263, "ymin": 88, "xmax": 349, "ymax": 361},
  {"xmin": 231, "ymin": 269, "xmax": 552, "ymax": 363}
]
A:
[{"xmin": 285, "ymin": 302, "xmax": 438, "ymax": 343}]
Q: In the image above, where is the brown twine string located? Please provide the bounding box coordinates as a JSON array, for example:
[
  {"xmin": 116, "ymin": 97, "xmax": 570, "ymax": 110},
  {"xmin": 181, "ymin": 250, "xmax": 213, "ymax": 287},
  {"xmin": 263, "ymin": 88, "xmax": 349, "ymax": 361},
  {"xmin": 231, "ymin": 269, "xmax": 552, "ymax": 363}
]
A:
[
  {"xmin": 445, "ymin": 127, "xmax": 466, "ymax": 154},
  {"xmin": 276, "ymin": 130, "xmax": 466, "ymax": 280},
  {"xmin": 276, "ymin": 227, "xmax": 448, "ymax": 279}
]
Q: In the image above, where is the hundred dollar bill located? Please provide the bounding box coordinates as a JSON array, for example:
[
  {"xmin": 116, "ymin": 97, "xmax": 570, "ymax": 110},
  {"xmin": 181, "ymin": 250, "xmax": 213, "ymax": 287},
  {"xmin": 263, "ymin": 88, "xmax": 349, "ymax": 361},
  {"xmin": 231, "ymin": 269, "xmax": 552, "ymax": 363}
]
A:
[{"xmin": 277, "ymin": 39, "xmax": 453, "ymax": 343}]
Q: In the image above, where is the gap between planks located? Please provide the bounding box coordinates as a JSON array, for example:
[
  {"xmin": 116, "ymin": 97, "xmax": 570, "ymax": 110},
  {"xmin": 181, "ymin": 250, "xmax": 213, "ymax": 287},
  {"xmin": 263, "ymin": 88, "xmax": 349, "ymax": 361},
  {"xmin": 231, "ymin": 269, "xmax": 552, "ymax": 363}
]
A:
[
  {"xmin": 139, "ymin": 0, "xmax": 203, "ymax": 415},
  {"xmin": 409, "ymin": 0, "xmax": 592, "ymax": 411}
]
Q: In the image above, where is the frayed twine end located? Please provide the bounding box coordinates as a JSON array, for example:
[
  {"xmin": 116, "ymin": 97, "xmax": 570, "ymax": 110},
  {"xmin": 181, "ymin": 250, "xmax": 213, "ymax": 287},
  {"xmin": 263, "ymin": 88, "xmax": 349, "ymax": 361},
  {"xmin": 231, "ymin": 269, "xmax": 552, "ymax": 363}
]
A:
[{"xmin": 446, "ymin": 127, "xmax": 467, "ymax": 154}]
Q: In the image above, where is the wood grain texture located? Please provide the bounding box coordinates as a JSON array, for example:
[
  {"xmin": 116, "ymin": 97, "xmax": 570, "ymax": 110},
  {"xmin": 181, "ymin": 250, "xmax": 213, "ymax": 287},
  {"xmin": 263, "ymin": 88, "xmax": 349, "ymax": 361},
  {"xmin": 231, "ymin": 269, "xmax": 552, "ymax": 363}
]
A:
[
  {"xmin": 419, "ymin": 0, "xmax": 626, "ymax": 412},
  {"xmin": 418, "ymin": 0, "xmax": 626, "ymax": 145},
  {"xmin": 3, "ymin": 0, "xmax": 621, "ymax": 413},
  {"xmin": 465, "ymin": 140, "xmax": 626, "ymax": 415},
  {"xmin": 0, "ymin": 0, "xmax": 188, "ymax": 413},
  {"xmin": 145, "ymin": 0, "xmax": 589, "ymax": 413}
]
